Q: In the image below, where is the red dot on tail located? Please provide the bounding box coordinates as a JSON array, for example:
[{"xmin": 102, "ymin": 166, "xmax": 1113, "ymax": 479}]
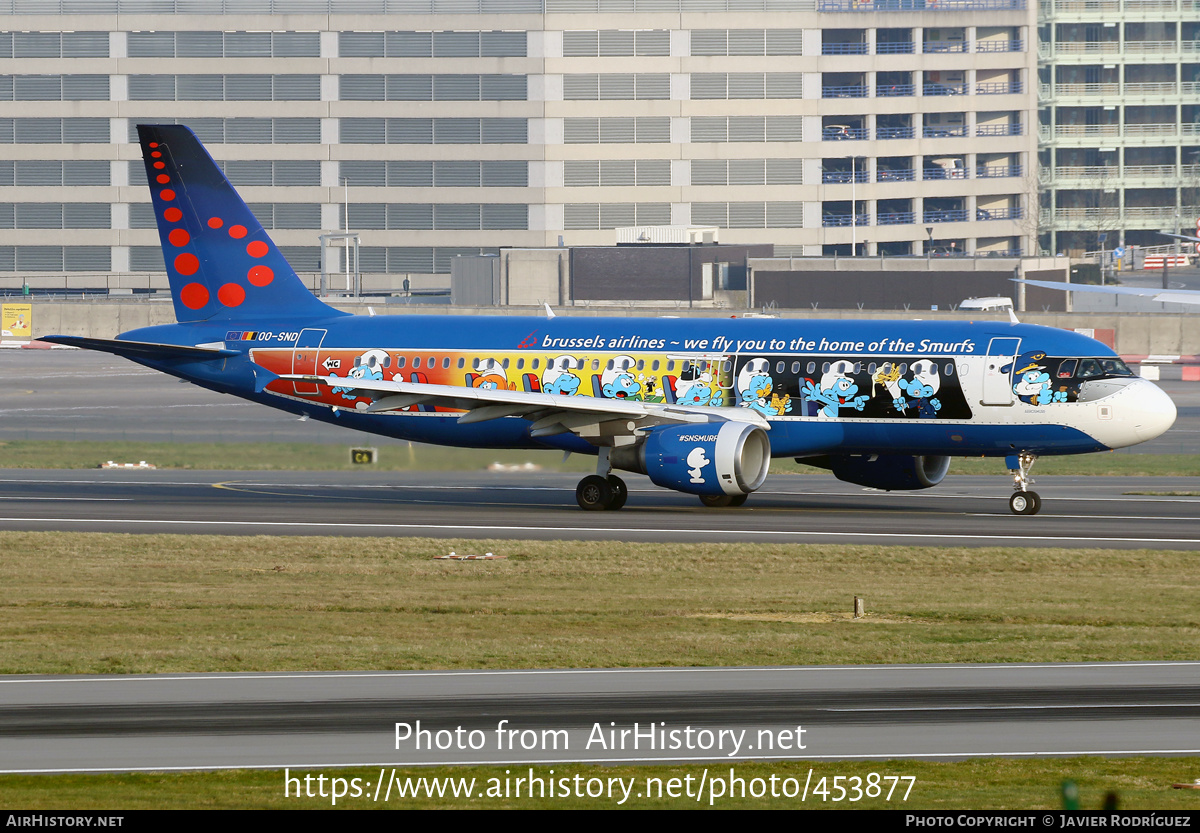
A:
[
  {"xmin": 160, "ymin": 189, "xmax": 176, "ymax": 201},
  {"xmin": 156, "ymin": 174, "xmax": 170, "ymax": 184},
  {"xmin": 208, "ymin": 217, "xmax": 223, "ymax": 229},
  {"xmin": 247, "ymin": 265, "xmax": 274, "ymax": 287},
  {"xmin": 151, "ymin": 151, "xmax": 161, "ymax": 158},
  {"xmin": 164, "ymin": 207, "xmax": 182, "ymax": 222},
  {"xmin": 168, "ymin": 228, "xmax": 190, "ymax": 247},
  {"xmin": 149, "ymin": 142, "xmax": 158, "ymax": 148},
  {"xmin": 246, "ymin": 240, "xmax": 268, "ymax": 258},
  {"xmin": 229, "ymin": 225, "xmax": 247, "ymax": 239},
  {"xmin": 180, "ymin": 282, "xmax": 208, "ymax": 310},
  {"xmin": 174, "ymin": 252, "xmax": 200, "ymax": 276},
  {"xmin": 153, "ymin": 161, "xmax": 165, "ymax": 170},
  {"xmin": 218, "ymin": 283, "xmax": 246, "ymax": 307}
]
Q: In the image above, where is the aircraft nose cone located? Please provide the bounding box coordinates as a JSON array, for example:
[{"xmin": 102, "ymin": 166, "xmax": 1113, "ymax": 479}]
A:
[{"xmin": 1127, "ymin": 378, "xmax": 1177, "ymax": 443}]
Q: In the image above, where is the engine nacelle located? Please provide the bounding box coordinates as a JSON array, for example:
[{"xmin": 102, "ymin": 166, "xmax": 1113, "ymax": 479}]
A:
[
  {"xmin": 827, "ymin": 454, "xmax": 951, "ymax": 491},
  {"xmin": 612, "ymin": 422, "xmax": 771, "ymax": 497}
]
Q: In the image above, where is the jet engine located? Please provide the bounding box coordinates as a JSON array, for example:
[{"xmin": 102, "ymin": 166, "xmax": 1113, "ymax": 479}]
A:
[
  {"xmin": 822, "ymin": 453, "xmax": 952, "ymax": 491},
  {"xmin": 612, "ymin": 421, "xmax": 771, "ymax": 496}
]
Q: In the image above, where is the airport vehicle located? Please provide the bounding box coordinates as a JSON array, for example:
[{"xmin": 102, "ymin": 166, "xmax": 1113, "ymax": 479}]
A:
[
  {"xmin": 44, "ymin": 126, "xmax": 1178, "ymax": 515},
  {"xmin": 958, "ymin": 297, "xmax": 1014, "ymax": 313}
]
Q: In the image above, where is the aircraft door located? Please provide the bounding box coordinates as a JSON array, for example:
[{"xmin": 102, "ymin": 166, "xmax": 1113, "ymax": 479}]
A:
[
  {"xmin": 982, "ymin": 337, "xmax": 1020, "ymax": 405},
  {"xmin": 291, "ymin": 328, "xmax": 327, "ymax": 395}
]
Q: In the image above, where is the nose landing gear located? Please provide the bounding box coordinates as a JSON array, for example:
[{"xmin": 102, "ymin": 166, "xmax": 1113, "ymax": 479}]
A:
[{"xmin": 1007, "ymin": 452, "xmax": 1041, "ymax": 515}]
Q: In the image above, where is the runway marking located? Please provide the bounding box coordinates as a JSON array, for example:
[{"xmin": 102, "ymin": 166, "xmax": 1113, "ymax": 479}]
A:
[
  {"xmin": 6, "ymin": 748, "xmax": 1200, "ymax": 774},
  {"xmin": 1, "ymin": 659, "xmax": 1195, "ymax": 688},
  {"xmin": 4, "ymin": 477, "xmax": 1199, "ymax": 505},
  {"xmin": 0, "ymin": 403, "xmax": 252, "ymax": 416},
  {"xmin": 829, "ymin": 703, "xmax": 1200, "ymax": 712},
  {"xmin": 0, "ymin": 497, "xmax": 129, "ymax": 502},
  {"xmin": 0, "ymin": 516, "xmax": 1198, "ymax": 545}
]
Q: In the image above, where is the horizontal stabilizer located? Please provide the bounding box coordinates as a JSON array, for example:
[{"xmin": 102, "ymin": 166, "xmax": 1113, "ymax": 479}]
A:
[{"xmin": 39, "ymin": 335, "xmax": 239, "ymax": 360}]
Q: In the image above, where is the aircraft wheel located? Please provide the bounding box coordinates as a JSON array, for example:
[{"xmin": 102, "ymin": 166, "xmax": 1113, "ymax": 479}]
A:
[
  {"xmin": 699, "ymin": 494, "xmax": 734, "ymax": 508},
  {"xmin": 728, "ymin": 494, "xmax": 749, "ymax": 507},
  {"xmin": 1009, "ymin": 491, "xmax": 1041, "ymax": 515},
  {"xmin": 576, "ymin": 475, "xmax": 613, "ymax": 511},
  {"xmin": 606, "ymin": 475, "xmax": 628, "ymax": 510}
]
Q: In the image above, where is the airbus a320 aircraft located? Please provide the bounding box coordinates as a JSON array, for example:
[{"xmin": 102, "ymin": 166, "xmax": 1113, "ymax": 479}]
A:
[{"xmin": 44, "ymin": 126, "xmax": 1178, "ymax": 515}]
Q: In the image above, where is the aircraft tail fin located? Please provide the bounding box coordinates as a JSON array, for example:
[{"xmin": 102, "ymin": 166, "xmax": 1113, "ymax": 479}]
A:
[{"xmin": 135, "ymin": 124, "xmax": 342, "ymax": 324}]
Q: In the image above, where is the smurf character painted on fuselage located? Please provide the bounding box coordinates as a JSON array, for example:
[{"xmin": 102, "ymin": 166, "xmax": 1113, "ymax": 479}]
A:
[
  {"xmin": 803, "ymin": 360, "xmax": 869, "ymax": 419},
  {"xmin": 686, "ymin": 446, "xmax": 710, "ymax": 483},
  {"xmin": 894, "ymin": 359, "xmax": 942, "ymax": 418},
  {"xmin": 737, "ymin": 358, "xmax": 792, "ymax": 417},
  {"xmin": 471, "ymin": 357, "xmax": 513, "ymax": 391},
  {"xmin": 601, "ymin": 355, "xmax": 642, "ymax": 400},
  {"xmin": 675, "ymin": 364, "xmax": 724, "ymax": 407},
  {"xmin": 331, "ymin": 348, "xmax": 390, "ymax": 402},
  {"xmin": 1007, "ymin": 351, "xmax": 1068, "ymax": 405},
  {"xmin": 543, "ymin": 355, "xmax": 582, "ymax": 396}
]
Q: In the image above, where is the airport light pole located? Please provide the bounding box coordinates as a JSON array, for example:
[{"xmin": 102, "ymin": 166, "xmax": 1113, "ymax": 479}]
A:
[{"xmin": 846, "ymin": 155, "xmax": 865, "ymax": 256}]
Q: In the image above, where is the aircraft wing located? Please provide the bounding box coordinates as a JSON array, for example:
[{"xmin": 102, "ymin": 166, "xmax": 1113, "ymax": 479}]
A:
[
  {"xmin": 1161, "ymin": 232, "xmax": 1200, "ymax": 244},
  {"xmin": 280, "ymin": 372, "xmax": 769, "ymax": 443},
  {"xmin": 1014, "ymin": 279, "xmax": 1200, "ymax": 306}
]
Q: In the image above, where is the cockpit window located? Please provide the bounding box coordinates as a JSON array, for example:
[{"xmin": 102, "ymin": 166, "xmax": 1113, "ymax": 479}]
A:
[
  {"xmin": 1056, "ymin": 359, "xmax": 1077, "ymax": 378},
  {"xmin": 1076, "ymin": 358, "xmax": 1103, "ymax": 379},
  {"xmin": 1100, "ymin": 358, "xmax": 1134, "ymax": 377}
]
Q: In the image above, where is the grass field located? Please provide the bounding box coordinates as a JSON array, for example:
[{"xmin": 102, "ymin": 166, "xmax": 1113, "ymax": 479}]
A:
[
  {"xmin": 1, "ymin": 439, "xmax": 1197, "ymax": 476},
  {"xmin": 2, "ymin": 529, "xmax": 1197, "ymax": 810},
  {"xmin": 2, "ymin": 533, "xmax": 1197, "ymax": 674}
]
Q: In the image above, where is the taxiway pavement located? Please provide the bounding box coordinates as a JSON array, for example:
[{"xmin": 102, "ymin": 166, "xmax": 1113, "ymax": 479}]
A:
[
  {"xmin": 2, "ymin": 662, "xmax": 1197, "ymax": 772},
  {"xmin": 0, "ymin": 469, "xmax": 1197, "ymax": 549}
]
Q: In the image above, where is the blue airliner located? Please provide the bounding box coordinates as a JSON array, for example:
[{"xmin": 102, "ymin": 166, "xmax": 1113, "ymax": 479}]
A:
[{"xmin": 45, "ymin": 126, "xmax": 1177, "ymax": 515}]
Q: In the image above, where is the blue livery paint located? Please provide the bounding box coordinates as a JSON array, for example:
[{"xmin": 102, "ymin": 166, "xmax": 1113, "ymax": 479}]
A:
[{"xmin": 39, "ymin": 125, "xmax": 1179, "ymax": 514}]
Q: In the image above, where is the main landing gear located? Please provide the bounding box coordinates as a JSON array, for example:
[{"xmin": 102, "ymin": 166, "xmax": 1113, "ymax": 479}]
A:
[
  {"xmin": 1006, "ymin": 451, "xmax": 1041, "ymax": 515},
  {"xmin": 576, "ymin": 447, "xmax": 627, "ymax": 511},
  {"xmin": 576, "ymin": 474, "xmax": 627, "ymax": 511}
]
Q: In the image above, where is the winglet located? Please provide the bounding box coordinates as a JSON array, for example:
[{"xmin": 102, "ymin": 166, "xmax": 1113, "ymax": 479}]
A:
[
  {"xmin": 544, "ymin": 303, "xmax": 556, "ymax": 319},
  {"xmin": 1008, "ymin": 308, "xmax": 1020, "ymax": 325}
]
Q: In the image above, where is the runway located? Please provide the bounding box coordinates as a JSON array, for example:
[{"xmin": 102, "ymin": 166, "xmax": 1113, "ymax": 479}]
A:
[
  {"xmin": 2, "ymin": 350, "xmax": 1197, "ymax": 782},
  {"xmin": 2, "ymin": 662, "xmax": 1197, "ymax": 773},
  {"xmin": 0, "ymin": 469, "xmax": 1198, "ymax": 549}
]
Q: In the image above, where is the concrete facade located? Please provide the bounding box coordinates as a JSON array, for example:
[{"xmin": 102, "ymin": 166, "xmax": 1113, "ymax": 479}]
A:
[
  {"xmin": 0, "ymin": 0, "xmax": 1037, "ymax": 290},
  {"xmin": 1037, "ymin": 0, "xmax": 1200, "ymax": 254},
  {"xmin": 21, "ymin": 297, "xmax": 1198, "ymax": 358}
]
